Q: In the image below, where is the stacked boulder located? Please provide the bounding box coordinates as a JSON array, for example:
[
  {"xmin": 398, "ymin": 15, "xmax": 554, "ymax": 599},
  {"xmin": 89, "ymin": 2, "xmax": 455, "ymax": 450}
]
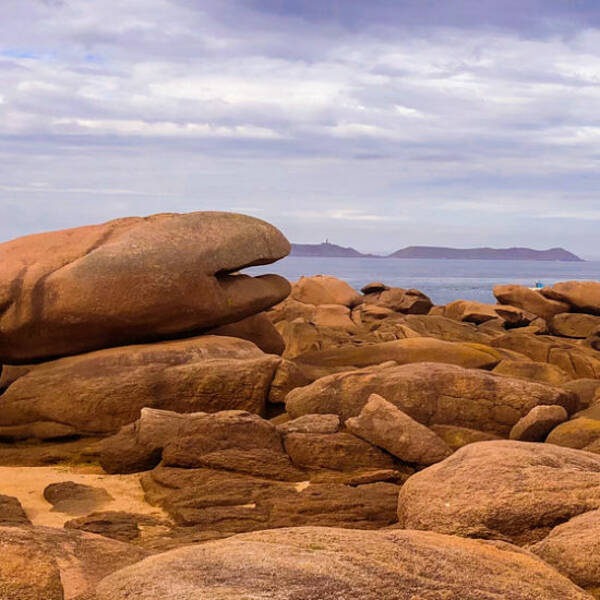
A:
[{"xmin": 0, "ymin": 211, "xmax": 294, "ymax": 440}]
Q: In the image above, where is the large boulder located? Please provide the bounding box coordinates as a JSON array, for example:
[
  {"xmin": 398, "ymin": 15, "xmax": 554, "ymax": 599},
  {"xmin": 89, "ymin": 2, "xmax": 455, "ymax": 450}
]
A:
[
  {"xmin": 293, "ymin": 337, "xmax": 503, "ymax": 371},
  {"xmin": 362, "ymin": 287, "xmax": 433, "ymax": 315},
  {"xmin": 346, "ymin": 394, "xmax": 451, "ymax": 465},
  {"xmin": 286, "ymin": 362, "xmax": 576, "ymax": 436},
  {"xmin": 94, "ymin": 526, "xmax": 592, "ymax": 600},
  {"xmin": 0, "ymin": 336, "xmax": 281, "ymax": 439},
  {"xmin": 397, "ymin": 440, "xmax": 600, "ymax": 545},
  {"xmin": 550, "ymin": 312, "xmax": 600, "ymax": 338},
  {"xmin": 530, "ymin": 509, "xmax": 600, "ymax": 597},
  {"xmin": 0, "ymin": 211, "xmax": 290, "ymax": 364},
  {"xmin": 542, "ymin": 280, "xmax": 600, "ymax": 315},
  {"xmin": 494, "ymin": 284, "xmax": 569, "ymax": 321},
  {"xmin": 290, "ymin": 275, "xmax": 362, "ymax": 307},
  {"xmin": 444, "ymin": 300, "xmax": 532, "ymax": 326},
  {"xmin": 492, "ymin": 332, "xmax": 600, "ymax": 379},
  {"xmin": 0, "ymin": 524, "xmax": 147, "ymax": 600}
]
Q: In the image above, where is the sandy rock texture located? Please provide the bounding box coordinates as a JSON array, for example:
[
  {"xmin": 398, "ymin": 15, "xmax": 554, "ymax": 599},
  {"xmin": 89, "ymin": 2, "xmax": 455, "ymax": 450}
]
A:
[
  {"xmin": 398, "ymin": 440, "xmax": 600, "ymax": 545},
  {"xmin": 94, "ymin": 526, "xmax": 592, "ymax": 600}
]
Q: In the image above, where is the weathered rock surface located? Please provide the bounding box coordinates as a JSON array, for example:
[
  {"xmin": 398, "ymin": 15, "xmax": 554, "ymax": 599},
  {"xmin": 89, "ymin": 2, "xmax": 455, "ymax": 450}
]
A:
[
  {"xmin": 362, "ymin": 287, "xmax": 433, "ymax": 315},
  {"xmin": 530, "ymin": 509, "xmax": 600, "ymax": 597},
  {"xmin": 276, "ymin": 414, "xmax": 341, "ymax": 435},
  {"xmin": 0, "ymin": 364, "xmax": 32, "ymax": 391},
  {"xmin": 346, "ymin": 394, "xmax": 451, "ymax": 465},
  {"xmin": 509, "ymin": 405, "xmax": 568, "ymax": 441},
  {"xmin": 0, "ymin": 524, "xmax": 147, "ymax": 600},
  {"xmin": 0, "ymin": 495, "xmax": 31, "ymax": 526},
  {"xmin": 546, "ymin": 417, "xmax": 600, "ymax": 450},
  {"xmin": 162, "ymin": 411, "xmax": 305, "ymax": 481},
  {"xmin": 313, "ymin": 304, "xmax": 357, "ymax": 331},
  {"xmin": 268, "ymin": 359, "xmax": 312, "ymax": 404},
  {"xmin": 284, "ymin": 432, "xmax": 396, "ymax": 471},
  {"xmin": 492, "ymin": 332, "xmax": 600, "ymax": 379},
  {"xmin": 64, "ymin": 511, "xmax": 171, "ymax": 545},
  {"xmin": 294, "ymin": 337, "xmax": 502, "ymax": 371},
  {"xmin": 206, "ymin": 312, "xmax": 286, "ymax": 354},
  {"xmin": 543, "ymin": 280, "xmax": 600, "ymax": 315},
  {"xmin": 562, "ymin": 378, "xmax": 600, "ymax": 411},
  {"xmin": 429, "ymin": 425, "xmax": 501, "ymax": 451},
  {"xmin": 493, "ymin": 359, "xmax": 571, "ymax": 385},
  {"xmin": 0, "ymin": 211, "xmax": 291, "ymax": 364},
  {"xmin": 286, "ymin": 362, "xmax": 576, "ymax": 436},
  {"xmin": 494, "ymin": 284, "xmax": 570, "ymax": 321},
  {"xmin": 398, "ymin": 440, "xmax": 600, "ymax": 545},
  {"xmin": 100, "ymin": 408, "xmax": 300, "ymax": 479},
  {"xmin": 44, "ymin": 481, "xmax": 113, "ymax": 515},
  {"xmin": 444, "ymin": 300, "xmax": 532, "ymax": 326},
  {"xmin": 141, "ymin": 466, "xmax": 400, "ymax": 534},
  {"xmin": 94, "ymin": 526, "xmax": 592, "ymax": 600},
  {"xmin": 401, "ymin": 314, "xmax": 495, "ymax": 344},
  {"xmin": 291, "ymin": 275, "xmax": 362, "ymax": 307},
  {"xmin": 550, "ymin": 312, "xmax": 600, "ymax": 338},
  {"xmin": 0, "ymin": 336, "xmax": 280, "ymax": 439}
]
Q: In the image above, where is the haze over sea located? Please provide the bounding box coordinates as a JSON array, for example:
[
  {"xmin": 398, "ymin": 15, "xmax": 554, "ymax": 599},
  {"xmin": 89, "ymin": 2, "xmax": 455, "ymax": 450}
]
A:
[{"xmin": 247, "ymin": 257, "xmax": 600, "ymax": 305}]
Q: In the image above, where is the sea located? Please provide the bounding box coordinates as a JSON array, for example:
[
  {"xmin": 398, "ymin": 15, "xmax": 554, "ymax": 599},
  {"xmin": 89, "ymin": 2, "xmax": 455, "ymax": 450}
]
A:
[{"xmin": 246, "ymin": 257, "xmax": 600, "ymax": 306}]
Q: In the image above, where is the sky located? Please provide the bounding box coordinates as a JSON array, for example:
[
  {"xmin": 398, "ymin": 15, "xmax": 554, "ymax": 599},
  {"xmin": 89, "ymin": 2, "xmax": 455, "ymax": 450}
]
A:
[{"xmin": 2, "ymin": 0, "xmax": 600, "ymax": 256}]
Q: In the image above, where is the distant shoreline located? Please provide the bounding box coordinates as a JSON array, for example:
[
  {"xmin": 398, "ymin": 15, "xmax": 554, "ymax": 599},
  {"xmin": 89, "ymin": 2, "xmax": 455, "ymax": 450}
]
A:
[{"xmin": 291, "ymin": 243, "xmax": 584, "ymax": 262}]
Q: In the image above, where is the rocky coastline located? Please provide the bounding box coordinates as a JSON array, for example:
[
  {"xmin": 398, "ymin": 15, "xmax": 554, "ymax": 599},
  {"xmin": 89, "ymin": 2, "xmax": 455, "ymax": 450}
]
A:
[{"xmin": 2, "ymin": 212, "xmax": 600, "ymax": 599}]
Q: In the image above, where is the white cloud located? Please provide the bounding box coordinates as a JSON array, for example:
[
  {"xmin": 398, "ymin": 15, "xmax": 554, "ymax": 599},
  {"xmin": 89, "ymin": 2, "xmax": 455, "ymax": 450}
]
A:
[{"xmin": 2, "ymin": 0, "xmax": 600, "ymax": 255}]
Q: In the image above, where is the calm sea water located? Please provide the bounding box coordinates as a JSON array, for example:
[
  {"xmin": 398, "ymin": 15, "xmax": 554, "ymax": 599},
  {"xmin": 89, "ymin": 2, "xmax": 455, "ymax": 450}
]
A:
[{"xmin": 246, "ymin": 257, "xmax": 600, "ymax": 305}]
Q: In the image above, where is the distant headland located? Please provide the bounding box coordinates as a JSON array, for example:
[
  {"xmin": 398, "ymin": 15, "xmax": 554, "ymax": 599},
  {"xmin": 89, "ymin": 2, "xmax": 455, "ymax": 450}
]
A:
[{"xmin": 291, "ymin": 242, "xmax": 583, "ymax": 262}]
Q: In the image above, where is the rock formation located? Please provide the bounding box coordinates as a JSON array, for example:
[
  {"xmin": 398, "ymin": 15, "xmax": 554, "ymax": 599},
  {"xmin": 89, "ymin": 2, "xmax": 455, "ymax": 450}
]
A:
[{"xmin": 4, "ymin": 213, "xmax": 600, "ymax": 598}]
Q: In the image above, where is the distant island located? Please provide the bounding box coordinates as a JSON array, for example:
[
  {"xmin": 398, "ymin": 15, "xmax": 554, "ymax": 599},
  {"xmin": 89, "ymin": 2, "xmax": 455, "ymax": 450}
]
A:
[
  {"xmin": 291, "ymin": 242, "xmax": 377, "ymax": 258},
  {"xmin": 291, "ymin": 242, "xmax": 583, "ymax": 262}
]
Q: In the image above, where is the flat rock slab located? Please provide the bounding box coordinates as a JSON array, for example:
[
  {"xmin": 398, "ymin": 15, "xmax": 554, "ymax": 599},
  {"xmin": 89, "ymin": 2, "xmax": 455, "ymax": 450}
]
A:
[
  {"xmin": 94, "ymin": 526, "xmax": 592, "ymax": 600},
  {"xmin": 294, "ymin": 337, "xmax": 503, "ymax": 371},
  {"xmin": 398, "ymin": 440, "xmax": 600, "ymax": 545},
  {"xmin": 0, "ymin": 336, "xmax": 280, "ymax": 439},
  {"xmin": 141, "ymin": 466, "xmax": 400, "ymax": 534},
  {"xmin": 0, "ymin": 211, "xmax": 290, "ymax": 363}
]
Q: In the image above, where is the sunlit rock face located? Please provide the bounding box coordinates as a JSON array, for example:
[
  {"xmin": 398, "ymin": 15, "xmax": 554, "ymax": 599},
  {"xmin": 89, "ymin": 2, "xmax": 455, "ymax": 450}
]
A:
[{"xmin": 0, "ymin": 211, "xmax": 291, "ymax": 364}]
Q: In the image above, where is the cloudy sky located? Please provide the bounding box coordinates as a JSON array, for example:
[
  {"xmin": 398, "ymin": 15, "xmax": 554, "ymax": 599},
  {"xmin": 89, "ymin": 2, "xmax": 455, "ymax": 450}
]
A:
[{"xmin": 2, "ymin": 0, "xmax": 600, "ymax": 256}]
